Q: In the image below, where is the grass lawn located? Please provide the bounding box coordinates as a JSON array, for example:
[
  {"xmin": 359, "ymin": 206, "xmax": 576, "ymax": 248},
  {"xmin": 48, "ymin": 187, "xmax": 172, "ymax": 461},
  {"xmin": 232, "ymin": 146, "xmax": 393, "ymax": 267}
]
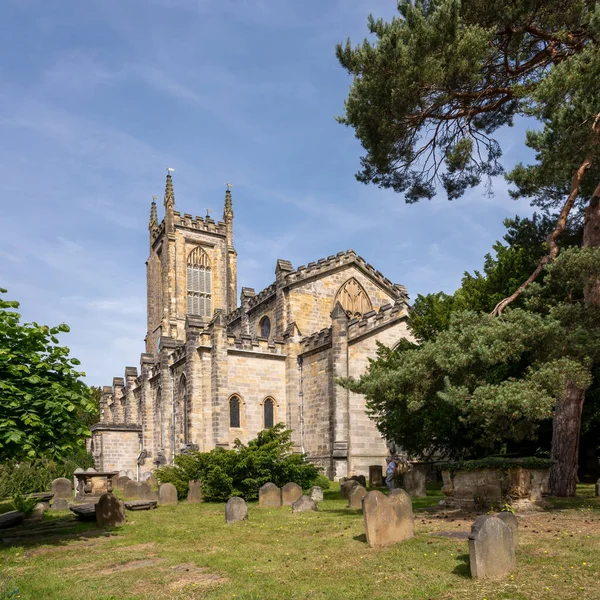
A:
[{"xmin": 0, "ymin": 484, "xmax": 598, "ymax": 600}]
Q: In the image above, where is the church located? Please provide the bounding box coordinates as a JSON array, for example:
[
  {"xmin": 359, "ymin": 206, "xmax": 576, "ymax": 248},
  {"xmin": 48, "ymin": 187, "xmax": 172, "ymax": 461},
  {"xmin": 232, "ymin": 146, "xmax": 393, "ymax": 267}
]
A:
[{"xmin": 90, "ymin": 173, "xmax": 414, "ymax": 480}]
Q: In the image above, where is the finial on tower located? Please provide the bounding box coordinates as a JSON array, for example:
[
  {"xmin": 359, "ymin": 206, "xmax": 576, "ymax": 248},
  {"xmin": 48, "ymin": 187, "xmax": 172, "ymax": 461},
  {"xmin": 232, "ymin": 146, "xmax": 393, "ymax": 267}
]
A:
[
  {"xmin": 149, "ymin": 195, "xmax": 158, "ymax": 229},
  {"xmin": 224, "ymin": 182, "xmax": 234, "ymax": 220},
  {"xmin": 164, "ymin": 168, "xmax": 175, "ymax": 209}
]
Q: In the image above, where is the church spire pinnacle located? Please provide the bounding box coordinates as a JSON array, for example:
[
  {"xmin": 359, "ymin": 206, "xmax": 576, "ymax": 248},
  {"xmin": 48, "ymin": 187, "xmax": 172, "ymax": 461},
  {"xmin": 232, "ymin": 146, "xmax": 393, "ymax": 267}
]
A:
[
  {"xmin": 223, "ymin": 182, "xmax": 233, "ymax": 221},
  {"xmin": 149, "ymin": 196, "xmax": 158, "ymax": 229},
  {"xmin": 164, "ymin": 168, "xmax": 175, "ymax": 209}
]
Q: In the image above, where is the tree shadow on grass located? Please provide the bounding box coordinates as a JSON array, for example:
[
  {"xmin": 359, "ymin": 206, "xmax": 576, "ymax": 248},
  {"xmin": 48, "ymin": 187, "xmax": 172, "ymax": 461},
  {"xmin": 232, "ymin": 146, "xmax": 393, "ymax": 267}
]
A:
[{"xmin": 452, "ymin": 553, "xmax": 471, "ymax": 578}]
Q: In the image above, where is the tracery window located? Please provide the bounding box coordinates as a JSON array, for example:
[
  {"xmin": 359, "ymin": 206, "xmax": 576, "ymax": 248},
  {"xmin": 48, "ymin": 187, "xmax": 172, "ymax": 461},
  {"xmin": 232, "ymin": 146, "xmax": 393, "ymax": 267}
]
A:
[
  {"xmin": 155, "ymin": 386, "xmax": 163, "ymax": 449},
  {"xmin": 179, "ymin": 376, "xmax": 190, "ymax": 445},
  {"xmin": 263, "ymin": 397, "xmax": 274, "ymax": 429},
  {"xmin": 187, "ymin": 246, "xmax": 212, "ymax": 317},
  {"xmin": 259, "ymin": 316, "xmax": 271, "ymax": 339},
  {"xmin": 229, "ymin": 395, "xmax": 241, "ymax": 428},
  {"xmin": 334, "ymin": 277, "xmax": 373, "ymax": 318}
]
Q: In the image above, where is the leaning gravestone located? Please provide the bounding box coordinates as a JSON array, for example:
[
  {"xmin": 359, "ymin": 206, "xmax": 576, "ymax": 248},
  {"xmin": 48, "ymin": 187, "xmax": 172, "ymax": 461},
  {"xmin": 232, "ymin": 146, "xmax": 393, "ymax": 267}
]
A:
[
  {"xmin": 403, "ymin": 464, "xmax": 427, "ymax": 497},
  {"xmin": 348, "ymin": 485, "xmax": 367, "ymax": 509},
  {"xmin": 116, "ymin": 476, "xmax": 131, "ymax": 491},
  {"xmin": 225, "ymin": 497, "xmax": 248, "ymax": 523},
  {"xmin": 158, "ymin": 483, "xmax": 178, "ymax": 505},
  {"xmin": 495, "ymin": 511, "xmax": 519, "ymax": 548},
  {"xmin": 259, "ymin": 483, "xmax": 281, "ymax": 507},
  {"xmin": 51, "ymin": 477, "xmax": 72, "ymax": 499},
  {"xmin": 188, "ymin": 480, "xmax": 203, "ymax": 503},
  {"xmin": 95, "ymin": 493, "xmax": 126, "ymax": 527},
  {"xmin": 309, "ymin": 486, "xmax": 323, "ymax": 502},
  {"xmin": 362, "ymin": 489, "xmax": 414, "ymax": 548},
  {"xmin": 351, "ymin": 475, "xmax": 367, "ymax": 488},
  {"xmin": 341, "ymin": 480, "xmax": 359, "ymax": 499},
  {"xmin": 282, "ymin": 482, "xmax": 303, "ymax": 506},
  {"xmin": 369, "ymin": 465, "xmax": 383, "ymax": 488},
  {"xmin": 292, "ymin": 495, "xmax": 318, "ymax": 513},
  {"xmin": 468, "ymin": 515, "xmax": 515, "ymax": 579}
]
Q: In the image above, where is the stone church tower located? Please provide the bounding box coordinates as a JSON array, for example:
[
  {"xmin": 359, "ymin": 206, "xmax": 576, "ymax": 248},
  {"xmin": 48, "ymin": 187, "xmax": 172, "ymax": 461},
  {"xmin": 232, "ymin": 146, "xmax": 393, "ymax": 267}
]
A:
[{"xmin": 90, "ymin": 174, "xmax": 414, "ymax": 480}]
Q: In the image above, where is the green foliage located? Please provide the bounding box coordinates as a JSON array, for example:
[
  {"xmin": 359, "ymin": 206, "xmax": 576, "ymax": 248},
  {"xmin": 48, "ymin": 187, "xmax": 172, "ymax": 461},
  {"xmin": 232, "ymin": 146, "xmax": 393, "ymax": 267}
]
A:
[
  {"xmin": 0, "ymin": 289, "xmax": 95, "ymax": 460},
  {"xmin": 312, "ymin": 474, "xmax": 331, "ymax": 491},
  {"xmin": 156, "ymin": 424, "xmax": 322, "ymax": 501},
  {"xmin": 443, "ymin": 456, "xmax": 553, "ymax": 473},
  {"xmin": 10, "ymin": 492, "xmax": 37, "ymax": 516},
  {"xmin": 0, "ymin": 449, "xmax": 95, "ymax": 497}
]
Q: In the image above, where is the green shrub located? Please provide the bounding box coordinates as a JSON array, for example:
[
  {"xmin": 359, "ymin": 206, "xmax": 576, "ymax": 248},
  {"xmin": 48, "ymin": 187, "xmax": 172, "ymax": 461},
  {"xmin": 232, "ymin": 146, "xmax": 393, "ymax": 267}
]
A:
[
  {"xmin": 442, "ymin": 456, "xmax": 554, "ymax": 473},
  {"xmin": 11, "ymin": 492, "xmax": 37, "ymax": 516},
  {"xmin": 312, "ymin": 474, "xmax": 331, "ymax": 490},
  {"xmin": 156, "ymin": 424, "xmax": 322, "ymax": 501}
]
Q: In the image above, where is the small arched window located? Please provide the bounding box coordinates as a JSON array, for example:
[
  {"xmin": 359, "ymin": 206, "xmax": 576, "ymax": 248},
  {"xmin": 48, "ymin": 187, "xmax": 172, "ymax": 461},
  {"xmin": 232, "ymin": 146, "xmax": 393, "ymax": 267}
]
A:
[
  {"xmin": 187, "ymin": 246, "xmax": 212, "ymax": 317},
  {"xmin": 229, "ymin": 395, "xmax": 241, "ymax": 428},
  {"xmin": 155, "ymin": 386, "xmax": 163, "ymax": 449},
  {"xmin": 259, "ymin": 316, "xmax": 271, "ymax": 339},
  {"xmin": 263, "ymin": 398, "xmax": 274, "ymax": 429},
  {"xmin": 179, "ymin": 376, "xmax": 190, "ymax": 445}
]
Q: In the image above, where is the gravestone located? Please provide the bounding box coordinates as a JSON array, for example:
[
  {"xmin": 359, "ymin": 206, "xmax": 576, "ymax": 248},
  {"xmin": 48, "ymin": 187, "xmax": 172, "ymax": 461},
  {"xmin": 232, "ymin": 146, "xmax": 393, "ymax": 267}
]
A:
[
  {"xmin": 126, "ymin": 469, "xmax": 135, "ymax": 480},
  {"xmin": 125, "ymin": 500, "xmax": 157, "ymax": 511},
  {"xmin": 51, "ymin": 477, "xmax": 72, "ymax": 499},
  {"xmin": 70, "ymin": 504, "xmax": 96, "ymax": 521},
  {"xmin": 259, "ymin": 483, "xmax": 281, "ymax": 507},
  {"xmin": 596, "ymin": 478, "xmax": 600, "ymax": 497},
  {"xmin": 147, "ymin": 473, "xmax": 158, "ymax": 488},
  {"xmin": 141, "ymin": 471, "xmax": 153, "ymax": 481},
  {"xmin": 225, "ymin": 497, "xmax": 248, "ymax": 523},
  {"xmin": 468, "ymin": 515, "xmax": 515, "ymax": 579},
  {"xmin": 85, "ymin": 467, "xmax": 97, "ymax": 473},
  {"xmin": 495, "ymin": 511, "xmax": 519, "ymax": 548},
  {"xmin": 158, "ymin": 483, "xmax": 178, "ymax": 505},
  {"xmin": 0, "ymin": 511, "xmax": 24, "ymax": 529},
  {"xmin": 309, "ymin": 486, "xmax": 323, "ymax": 502},
  {"xmin": 281, "ymin": 482, "xmax": 303, "ymax": 506},
  {"xmin": 351, "ymin": 475, "xmax": 367, "ymax": 488},
  {"xmin": 124, "ymin": 480, "xmax": 139, "ymax": 499},
  {"xmin": 188, "ymin": 480, "xmax": 203, "ymax": 503},
  {"xmin": 362, "ymin": 489, "xmax": 414, "ymax": 548},
  {"xmin": 119, "ymin": 470, "xmax": 127, "ymax": 477},
  {"xmin": 348, "ymin": 485, "xmax": 367, "ymax": 509},
  {"xmin": 403, "ymin": 464, "xmax": 427, "ymax": 497},
  {"xmin": 341, "ymin": 480, "xmax": 359, "ymax": 499},
  {"xmin": 95, "ymin": 493, "xmax": 126, "ymax": 527},
  {"xmin": 292, "ymin": 495, "xmax": 318, "ymax": 513},
  {"xmin": 51, "ymin": 498, "xmax": 70, "ymax": 511},
  {"xmin": 116, "ymin": 476, "xmax": 131, "ymax": 491},
  {"xmin": 32, "ymin": 502, "xmax": 49, "ymax": 519},
  {"xmin": 369, "ymin": 465, "xmax": 383, "ymax": 488}
]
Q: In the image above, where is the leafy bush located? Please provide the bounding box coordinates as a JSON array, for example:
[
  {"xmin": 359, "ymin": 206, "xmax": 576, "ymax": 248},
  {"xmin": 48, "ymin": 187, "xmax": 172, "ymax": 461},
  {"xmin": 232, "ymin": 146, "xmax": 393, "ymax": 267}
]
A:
[
  {"xmin": 313, "ymin": 474, "xmax": 331, "ymax": 490},
  {"xmin": 156, "ymin": 424, "xmax": 322, "ymax": 501},
  {"xmin": 0, "ymin": 448, "xmax": 95, "ymax": 497},
  {"xmin": 443, "ymin": 456, "xmax": 554, "ymax": 473},
  {"xmin": 11, "ymin": 492, "xmax": 37, "ymax": 516}
]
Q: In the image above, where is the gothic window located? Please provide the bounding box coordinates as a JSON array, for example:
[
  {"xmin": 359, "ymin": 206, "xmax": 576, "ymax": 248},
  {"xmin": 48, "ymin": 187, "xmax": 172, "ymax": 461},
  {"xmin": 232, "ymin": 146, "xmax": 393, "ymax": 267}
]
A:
[
  {"xmin": 258, "ymin": 316, "xmax": 271, "ymax": 339},
  {"xmin": 179, "ymin": 376, "xmax": 190, "ymax": 445},
  {"xmin": 334, "ymin": 277, "xmax": 373, "ymax": 318},
  {"xmin": 155, "ymin": 386, "xmax": 163, "ymax": 449},
  {"xmin": 263, "ymin": 397, "xmax": 274, "ymax": 429},
  {"xmin": 229, "ymin": 395, "xmax": 241, "ymax": 428},
  {"xmin": 187, "ymin": 246, "xmax": 212, "ymax": 317}
]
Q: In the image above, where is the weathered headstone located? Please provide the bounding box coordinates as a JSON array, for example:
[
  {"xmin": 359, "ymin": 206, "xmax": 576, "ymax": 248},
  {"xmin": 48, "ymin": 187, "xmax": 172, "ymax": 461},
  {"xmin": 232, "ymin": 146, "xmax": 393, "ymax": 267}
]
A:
[
  {"xmin": 351, "ymin": 475, "xmax": 367, "ymax": 488},
  {"xmin": 369, "ymin": 465, "xmax": 383, "ymax": 488},
  {"xmin": 158, "ymin": 483, "xmax": 178, "ymax": 505},
  {"xmin": 362, "ymin": 489, "xmax": 414, "ymax": 548},
  {"xmin": 292, "ymin": 495, "xmax": 318, "ymax": 513},
  {"xmin": 348, "ymin": 484, "xmax": 367, "ymax": 509},
  {"xmin": 403, "ymin": 464, "xmax": 427, "ymax": 497},
  {"xmin": 116, "ymin": 476, "xmax": 131, "ymax": 491},
  {"xmin": 468, "ymin": 515, "xmax": 515, "ymax": 579},
  {"xmin": 119, "ymin": 470, "xmax": 127, "ymax": 477},
  {"xmin": 147, "ymin": 473, "xmax": 158, "ymax": 489},
  {"xmin": 141, "ymin": 471, "xmax": 153, "ymax": 481},
  {"xmin": 495, "ymin": 511, "xmax": 519, "ymax": 548},
  {"xmin": 51, "ymin": 477, "xmax": 72, "ymax": 499},
  {"xmin": 225, "ymin": 497, "xmax": 248, "ymax": 523},
  {"xmin": 0, "ymin": 511, "xmax": 24, "ymax": 529},
  {"xmin": 126, "ymin": 469, "xmax": 135, "ymax": 480},
  {"xmin": 95, "ymin": 493, "xmax": 126, "ymax": 527},
  {"xmin": 85, "ymin": 467, "xmax": 97, "ymax": 473},
  {"xmin": 281, "ymin": 482, "xmax": 303, "ymax": 506},
  {"xmin": 309, "ymin": 486, "xmax": 323, "ymax": 502},
  {"xmin": 341, "ymin": 480, "xmax": 359, "ymax": 499},
  {"xmin": 51, "ymin": 498, "xmax": 70, "ymax": 511},
  {"xmin": 124, "ymin": 480, "xmax": 139, "ymax": 499},
  {"xmin": 188, "ymin": 480, "xmax": 203, "ymax": 503},
  {"xmin": 31, "ymin": 502, "xmax": 49, "ymax": 519},
  {"xmin": 259, "ymin": 483, "xmax": 281, "ymax": 507}
]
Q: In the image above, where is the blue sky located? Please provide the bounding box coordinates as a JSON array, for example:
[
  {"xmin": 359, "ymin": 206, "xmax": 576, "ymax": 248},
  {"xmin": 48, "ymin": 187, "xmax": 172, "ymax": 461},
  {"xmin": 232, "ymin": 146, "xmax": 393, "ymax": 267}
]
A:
[{"xmin": 1, "ymin": 0, "xmax": 537, "ymax": 386}]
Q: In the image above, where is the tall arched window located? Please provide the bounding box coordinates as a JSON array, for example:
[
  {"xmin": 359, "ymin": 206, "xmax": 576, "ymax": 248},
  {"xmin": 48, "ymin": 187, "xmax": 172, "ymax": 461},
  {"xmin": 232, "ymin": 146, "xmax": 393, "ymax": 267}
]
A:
[
  {"xmin": 229, "ymin": 395, "xmax": 241, "ymax": 428},
  {"xmin": 187, "ymin": 246, "xmax": 212, "ymax": 317},
  {"xmin": 334, "ymin": 277, "xmax": 373, "ymax": 318},
  {"xmin": 179, "ymin": 376, "xmax": 190, "ymax": 445},
  {"xmin": 258, "ymin": 316, "xmax": 271, "ymax": 339},
  {"xmin": 155, "ymin": 386, "xmax": 163, "ymax": 449},
  {"xmin": 263, "ymin": 398, "xmax": 274, "ymax": 429}
]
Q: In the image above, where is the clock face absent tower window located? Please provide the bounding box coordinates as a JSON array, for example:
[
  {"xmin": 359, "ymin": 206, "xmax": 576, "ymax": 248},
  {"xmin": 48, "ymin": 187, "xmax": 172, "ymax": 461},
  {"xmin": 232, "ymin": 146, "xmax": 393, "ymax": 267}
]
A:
[
  {"xmin": 259, "ymin": 316, "xmax": 271, "ymax": 339},
  {"xmin": 187, "ymin": 246, "xmax": 212, "ymax": 317}
]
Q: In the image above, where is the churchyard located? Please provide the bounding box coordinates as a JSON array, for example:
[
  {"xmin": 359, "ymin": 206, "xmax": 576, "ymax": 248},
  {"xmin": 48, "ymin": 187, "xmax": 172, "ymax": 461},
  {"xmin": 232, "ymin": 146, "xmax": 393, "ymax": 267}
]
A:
[{"xmin": 0, "ymin": 482, "xmax": 598, "ymax": 600}]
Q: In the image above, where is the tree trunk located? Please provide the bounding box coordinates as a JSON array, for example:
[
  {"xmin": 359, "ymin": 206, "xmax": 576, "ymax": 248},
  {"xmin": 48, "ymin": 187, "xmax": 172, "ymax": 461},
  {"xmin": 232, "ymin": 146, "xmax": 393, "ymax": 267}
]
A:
[
  {"xmin": 549, "ymin": 379, "xmax": 586, "ymax": 497},
  {"xmin": 583, "ymin": 194, "xmax": 600, "ymax": 303}
]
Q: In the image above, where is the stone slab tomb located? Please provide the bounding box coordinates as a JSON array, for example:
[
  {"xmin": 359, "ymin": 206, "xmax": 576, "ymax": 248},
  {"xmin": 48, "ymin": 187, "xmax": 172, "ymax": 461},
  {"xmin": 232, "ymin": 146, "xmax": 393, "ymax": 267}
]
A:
[
  {"xmin": 348, "ymin": 485, "xmax": 367, "ymax": 509},
  {"xmin": 259, "ymin": 483, "xmax": 281, "ymax": 507},
  {"xmin": 362, "ymin": 489, "xmax": 414, "ymax": 548},
  {"xmin": 96, "ymin": 493, "xmax": 126, "ymax": 527},
  {"xmin": 0, "ymin": 511, "xmax": 24, "ymax": 529},
  {"xmin": 158, "ymin": 483, "xmax": 178, "ymax": 505},
  {"xmin": 125, "ymin": 500, "xmax": 158, "ymax": 511},
  {"xmin": 468, "ymin": 515, "xmax": 516, "ymax": 579},
  {"xmin": 187, "ymin": 480, "xmax": 203, "ymax": 503},
  {"xmin": 341, "ymin": 480, "xmax": 359, "ymax": 499},
  {"xmin": 403, "ymin": 464, "xmax": 427, "ymax": 497},
  {"xmin": 309, "ymin": 486, "xmax": 323, "ymax": 502},
  {"xmin": 225, "ymin": 497, "xmax": 248, "ymax": 523},
  {"xmin": 292, "ymin": 495, "xmax": 318, "ymax": 513},
  {"xmin": 70, "ymin": 504, "xmax": 97, "ymax": 522},
  {"xmin": 369, "ymin": 465, "xmax": 383, "ymax": 488},
  {"xmin": 281, "ymin": 482, "xmax": 303, "ymax": 506},
  {"xmin": 51, "ymin": 478, "xmax": 73, "ymax": 499}
]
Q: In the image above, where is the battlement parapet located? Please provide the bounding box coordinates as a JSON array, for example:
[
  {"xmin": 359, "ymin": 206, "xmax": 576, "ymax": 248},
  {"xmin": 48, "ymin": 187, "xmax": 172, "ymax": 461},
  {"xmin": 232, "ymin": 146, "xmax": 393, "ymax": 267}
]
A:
[
  {"xmin": 247, "ymin": 282, "xmax": 276, "ymax": 311},
  {"xmin": 347, "ymin": 300, "xmax": 409, "ymax": 342},
  {"xmin": 175, "ymin": 212, "xmax": 228, "ymax": 236},
  {"xmin": 299, "ymin": 327, "xmax": 332, "ymax": 355},
  {"xmin": 226, "ymin": 333, "xmax": 286, "ymax": 355}
]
